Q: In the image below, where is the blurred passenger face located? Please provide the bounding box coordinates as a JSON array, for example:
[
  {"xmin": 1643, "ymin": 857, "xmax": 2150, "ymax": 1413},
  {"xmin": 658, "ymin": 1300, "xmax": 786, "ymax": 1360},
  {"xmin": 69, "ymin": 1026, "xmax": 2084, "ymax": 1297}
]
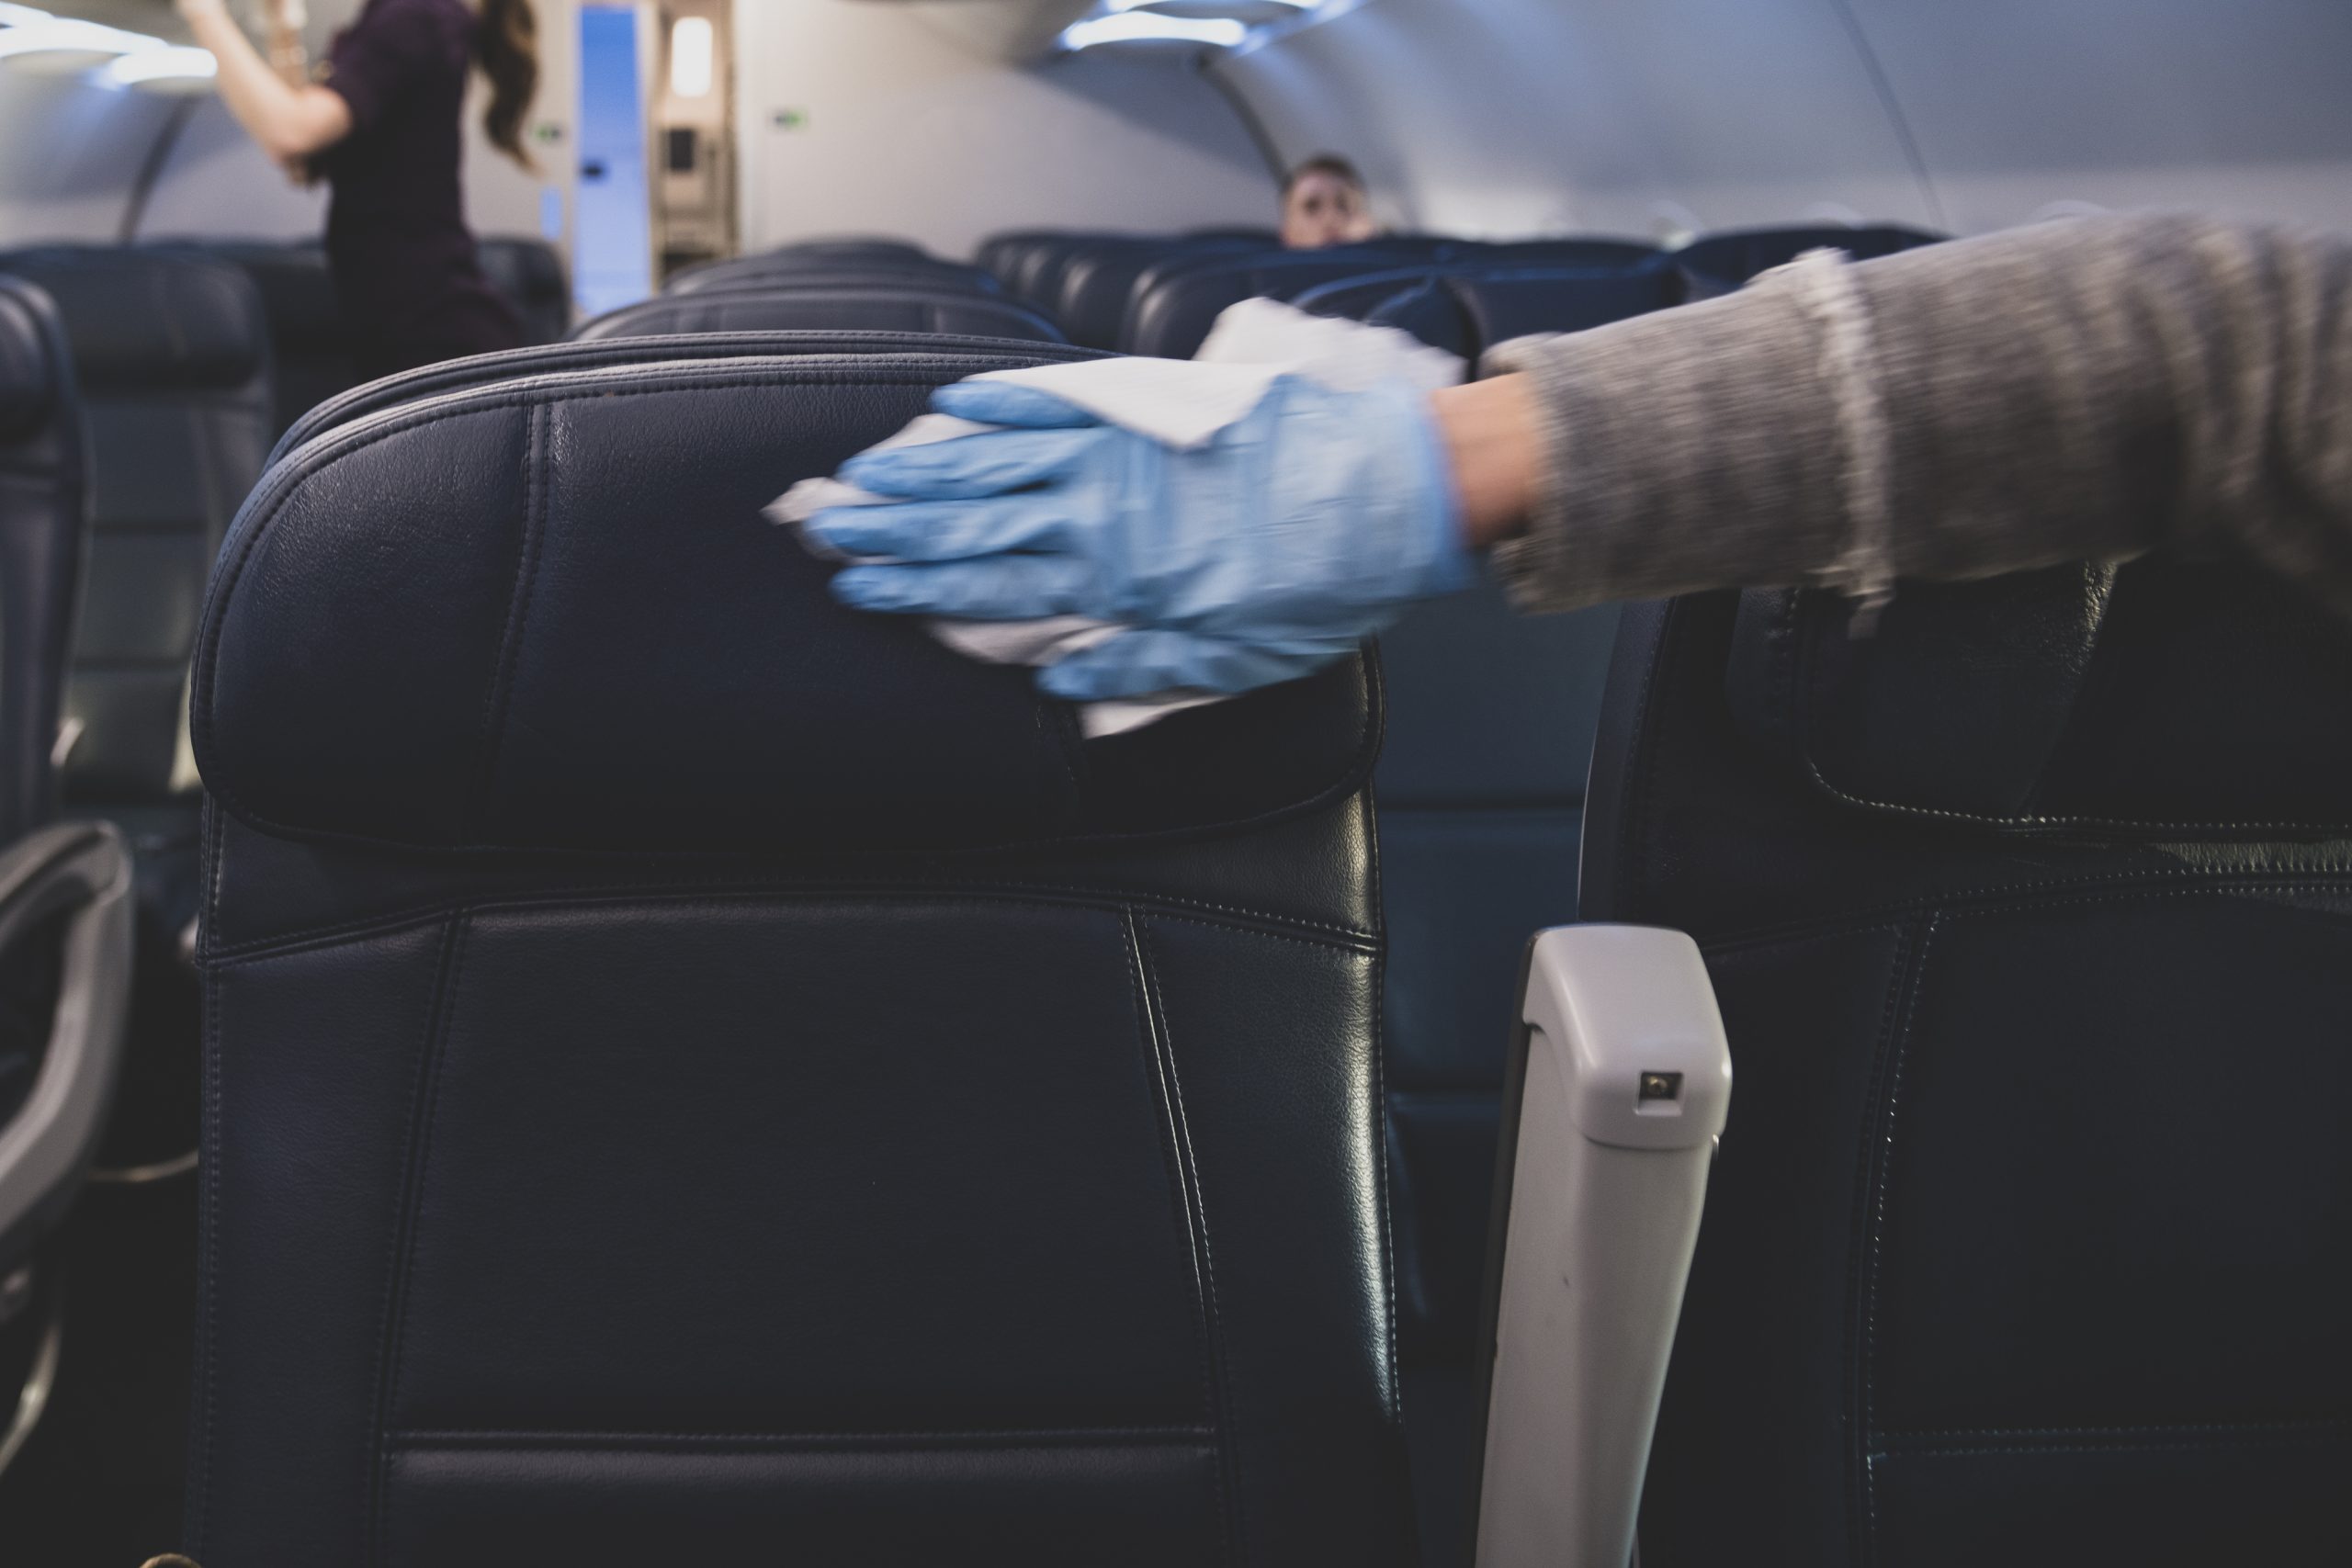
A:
[{"xmin": 1283, "ymin": 169, "xmax": 1374, "ymax": 249}]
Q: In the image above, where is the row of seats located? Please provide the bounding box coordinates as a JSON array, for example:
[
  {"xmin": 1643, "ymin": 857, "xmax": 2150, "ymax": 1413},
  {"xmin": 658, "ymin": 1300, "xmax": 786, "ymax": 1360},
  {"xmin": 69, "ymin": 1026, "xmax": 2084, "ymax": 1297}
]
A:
[
  {"xmin": 576, "ymin": 223, "xmax": 1941, "ymax": 362},
  {"xmin": 567, "ymin": 225, "xmax": 1950, "ymax": 1437},
  {"xmin": 184, "ymin": 297, "xmax": 2350, "ymax": 1568},
  {"xmin": 0, "ymin": 234, "xmax": 571, "ymax": 1258},
  {"xmin": 579, "ymin": 237, "xmax": 1066, "ymax": 344},
  {"xmin": 10, "ymin": 218, "xmax": 2331, "ymax": 1565},
  {"xmin": 981, "ymin": 222, "xmax": 1941, "ymax": 356}
]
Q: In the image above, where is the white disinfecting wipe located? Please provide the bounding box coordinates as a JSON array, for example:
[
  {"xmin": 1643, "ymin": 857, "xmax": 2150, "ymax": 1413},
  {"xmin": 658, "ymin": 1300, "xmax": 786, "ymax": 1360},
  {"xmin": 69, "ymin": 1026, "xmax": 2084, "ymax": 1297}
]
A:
[{"xmin": 768, "ymin": 299, "xmax": 1465, "ymax": 738}]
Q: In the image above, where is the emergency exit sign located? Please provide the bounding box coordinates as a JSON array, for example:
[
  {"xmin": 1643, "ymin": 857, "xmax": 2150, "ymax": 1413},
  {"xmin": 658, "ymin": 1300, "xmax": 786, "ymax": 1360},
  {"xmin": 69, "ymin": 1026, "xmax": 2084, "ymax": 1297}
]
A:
[{"xmin": 771, "ymin": 108, "xmax": 808, "ymax": 130}]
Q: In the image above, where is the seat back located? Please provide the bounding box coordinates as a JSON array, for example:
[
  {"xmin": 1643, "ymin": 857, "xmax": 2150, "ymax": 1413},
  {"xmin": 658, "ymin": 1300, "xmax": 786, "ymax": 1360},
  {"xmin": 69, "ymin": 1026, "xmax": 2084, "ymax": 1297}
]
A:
[
  {"xmin": 0, "ymin": 247, "xmax": 272, "ymax": 807},
  {"xmin": 1296, "ymin": 263, "xmax": 1679, "ymax": 361},
  {"xmin": 1581, "ymin": 564, "xmax": 2352, "ymax": 1565},
  {"xmin": 1450, "ymin": 237, "xmax": 1657, "ymax": 269},
  {"xmin": 1122, "ymin": 246, "xmax": 1435, "ymax": 357},
  {"xmin": 668, "ymin": 252, "xmax": 1000, "ymax": 297},
  {"xmin": 1051, "ymin": 236, "xmax": 1273, "ymax": 351},
  {"xmin": 771, "ymin": 237, "xmax": 935, "ymax": 263},
  {"xmin": 573, "ymin": 288, "xmax": 1066, "ymax": 344},
  {"xmin": 273, "ymin": 332, "xmax": 1102, "ymax": 462},
  {"xmin": 475, "ymin": 237, "xmax": 571, "ymax": 343},
  {"xmin": 0, "ymin": 276, "xmax": 85, "ymax": 843},
  {"xmin": 188, "ymin": 343, "xmax": 1409, "ymax": 1566},
  {"xmin": 185, "ymin": 242, "xmax": 359, "ymax": 437},
  {"xmin": 999, "ymin": 231, "xmax": 1121, "ymax": 307},
  {"xmin": 1673, "ymin": 223, "xmax": 1943, "ymax": 299}
]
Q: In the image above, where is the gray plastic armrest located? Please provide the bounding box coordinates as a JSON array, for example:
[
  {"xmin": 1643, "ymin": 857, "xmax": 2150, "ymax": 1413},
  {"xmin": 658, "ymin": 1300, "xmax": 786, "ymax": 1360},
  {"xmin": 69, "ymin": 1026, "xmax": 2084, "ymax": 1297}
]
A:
[
  {"xmin": 1470, "ymin": 925, "xmax": 1733, "ymax": 1568},
  {"xmin": 0, "ymin": 823, "xmax": 134, "ymax": 1268}
]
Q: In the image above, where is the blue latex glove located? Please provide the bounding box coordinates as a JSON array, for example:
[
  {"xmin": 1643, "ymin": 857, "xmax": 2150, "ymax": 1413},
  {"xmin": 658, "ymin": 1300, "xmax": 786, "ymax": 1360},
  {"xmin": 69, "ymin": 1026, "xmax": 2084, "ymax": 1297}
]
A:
[{"xmin": 806, "ymin": 374, "xmax": 1472, "ymax": 701}]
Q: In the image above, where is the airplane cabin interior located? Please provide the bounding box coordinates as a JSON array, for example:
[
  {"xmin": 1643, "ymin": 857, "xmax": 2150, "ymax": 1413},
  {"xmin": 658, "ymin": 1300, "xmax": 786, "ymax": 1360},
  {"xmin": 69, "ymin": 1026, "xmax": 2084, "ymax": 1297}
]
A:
[{"xmin": 0, "ymin": 0, "xmax": 2346, "ymax": 1563}]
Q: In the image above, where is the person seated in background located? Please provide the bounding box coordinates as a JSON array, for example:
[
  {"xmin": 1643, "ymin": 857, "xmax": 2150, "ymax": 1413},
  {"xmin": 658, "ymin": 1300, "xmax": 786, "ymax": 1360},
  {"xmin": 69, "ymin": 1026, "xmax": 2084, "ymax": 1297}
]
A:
[{"xmin": 1281, "ymin": 154, "xmax": 1379, "ymax": 249}]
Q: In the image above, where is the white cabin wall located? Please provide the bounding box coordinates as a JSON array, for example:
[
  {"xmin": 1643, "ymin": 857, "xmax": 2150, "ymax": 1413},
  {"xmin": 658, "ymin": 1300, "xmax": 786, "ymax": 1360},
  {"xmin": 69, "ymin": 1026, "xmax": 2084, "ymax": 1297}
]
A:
[
  {"xmin": 0, "ymin": 72, "xmax": 187, "ymax": 243},
  {"xmin": 1215, "ymin": 0, "xmax": 1935, "ymax": 242},
  {"xmin": 732, "ymin": 0, "xmax": 1278, "ymax": 261},
  {"xmin": 1844, "ymin": 0, "xmax": 2352, "ymax": 231},
  {"xmin": 1216, "ymin": 0, "xmax": 2352, "ymax": 240}
]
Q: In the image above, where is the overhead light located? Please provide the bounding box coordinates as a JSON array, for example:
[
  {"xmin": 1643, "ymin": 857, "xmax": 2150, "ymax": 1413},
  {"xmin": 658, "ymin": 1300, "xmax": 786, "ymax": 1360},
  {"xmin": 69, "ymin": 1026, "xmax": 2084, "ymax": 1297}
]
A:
[
  {"xmin": 1057, "ymin": 12, "xmax": 1248, "ymax": 50},
  {"xmin": 0, "ymin": 17, "xmax": 158, "ymax": 73},
  {"xmin": 669, "ymin": 15, "xmax": 712, "ymax": 98},
  {"xmin": 1105, "ymin": 0, "xmax": 1309, "ymax": 9},
  {"xmin": 104, "ymin": 44, "xmax": 216, "ymax": 93}
]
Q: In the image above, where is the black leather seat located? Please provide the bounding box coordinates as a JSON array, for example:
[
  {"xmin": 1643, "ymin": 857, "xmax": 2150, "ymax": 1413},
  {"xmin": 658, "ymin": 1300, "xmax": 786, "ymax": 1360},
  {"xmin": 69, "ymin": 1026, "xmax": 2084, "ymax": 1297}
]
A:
[
  {"xmin": 180, "ymin": 242, "xmax": 359, "ymax": 438},
  {"xmin": 573, "ymin": 288, "xmax": 1066, "ymax": 344},
  {"xmin": 1122, "ymin": 245, "xmax": 1442, "ymax": 357},
  {"xmin": 475, "ymin": 237, "xmax": 571, "ymax": 344},
  {"xmin": 187, "ymin": 342, "xmax": 1410, "ymax": 1564},
  {"xmin": 772, "ymin": 237, "xmax": 936, "ymax": 264},
  {"xmin": 668, "ymin": 252, "xmax": 1001, "ymax": 297},
  {"xmin": 275, "ymin": 331, "xmax": 1102, "ymax": 463},
  {"xmin": 1049, "ymin": 236, "xmax": 1274, "ymax": 351},
  {"xmin": 656, "ymin": 267, "xmax": 999, "ymax": 302},
  {"xmin": 1674, "ymin": 223, "xmax": 1943, "ymax": 300},
  {"xmin": 0, "ymin": 248, "xmax": 271, "ymax": 832},
  {"xmin": 0, "ymin": 276, "xmax": 85, "ymax": 846},
  {"xmin": 992, "ymin": 231, "xmax": 1117, "ymax": 307},
  {"xmin": 1582, "ymin": 563, "xmax": 2352, "ymax": 1565},
  {"xmin": 1295, "ymin": 262, "xmax": 1679, "ymax": 360},
  {"xmin": 1451, "ymin": 237, "xmax": 1657, "ymax": 269}
]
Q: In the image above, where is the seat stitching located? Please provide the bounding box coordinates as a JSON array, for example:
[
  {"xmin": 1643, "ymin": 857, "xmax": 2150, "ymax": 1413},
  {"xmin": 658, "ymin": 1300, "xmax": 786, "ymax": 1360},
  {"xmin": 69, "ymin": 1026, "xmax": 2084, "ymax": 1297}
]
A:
[
  {"xmin": 1883, "ymin": 1417, "xmax": 2352, "ymax": 1447},
  {"xmin": 1137, "ymin": 917, "xmax": 1244, "ymax": 1567},
  {"xmin": 202, "ymin": 886, "xmax": 1378, "ymax": 967},
  {"xmin": 1360, "ymin": 775, "xmax": 1403, "ymax": 1438},
  {"xmin": 1882, "ymin": 1436, "xmax": 2352, "ymax": 1461},
  {"xmin": 1121, "ymin": 909, "xmax": 1233, "ymax": 1561},
  {"xmin": 1690, "ymin": 865, "xmax": 2352, "ymax": 954},
  {"xmin": 365, "ymin": 915, "xmax": 469, "ymax": 1568},
  {"xmin": 187, "ymin": 940, "xmax": 226, "ymax": 1551},
  {"xmin": 474, "ymin": 400, "xmax": 548, "ymax": 828},
  {"xmin": 392, "ymin": 1424, "xmax": 1222, "ymax": 1446},
  {"xmin": 1849, "ymin": 916, "xmax": 1934, "ymax": 1568}
]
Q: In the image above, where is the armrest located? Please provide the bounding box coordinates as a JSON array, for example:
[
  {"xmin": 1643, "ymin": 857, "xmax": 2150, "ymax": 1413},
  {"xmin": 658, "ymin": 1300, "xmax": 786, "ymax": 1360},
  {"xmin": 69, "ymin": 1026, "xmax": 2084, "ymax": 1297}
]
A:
[
  {"xmin": 0, "ymin": 822, "xmax": 133, "ymax": 1271},
  {"xmin": 1470, "ymin": 925, "xmax": 1732, "ymax": 1568}
]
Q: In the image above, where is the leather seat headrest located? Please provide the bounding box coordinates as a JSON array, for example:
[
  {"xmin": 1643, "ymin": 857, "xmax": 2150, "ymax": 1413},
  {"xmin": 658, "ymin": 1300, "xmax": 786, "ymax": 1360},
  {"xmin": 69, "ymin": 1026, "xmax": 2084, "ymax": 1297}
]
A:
[
  {"xmin": 573, "ymin": 289, "xmax": 1065, "ymax": 344},
  {"xmin": 0, "ymin": 278, "xmax": 63, "ymax": 442},
  {"xmin": 0, "ymin": 249, "xmax": 266, "ymax": 392},
  {"xmin": 1724, "ymin": 559, "xmax": 2352, "ymax": 837},
  {"xmin": 198, "ymin": 354, "xmax": 1374, "ymax": 855}
]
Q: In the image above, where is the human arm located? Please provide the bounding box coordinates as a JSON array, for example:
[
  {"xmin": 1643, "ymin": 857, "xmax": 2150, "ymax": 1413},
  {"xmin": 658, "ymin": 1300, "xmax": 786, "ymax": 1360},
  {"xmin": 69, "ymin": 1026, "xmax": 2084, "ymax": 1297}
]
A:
[
  {"xmin": 176, "ymin": 0, "xmax": 352, "ymax": 161},
  {"xmin": 1479, "ymin": 213, "xmax": 2352, "ymax": 615}
]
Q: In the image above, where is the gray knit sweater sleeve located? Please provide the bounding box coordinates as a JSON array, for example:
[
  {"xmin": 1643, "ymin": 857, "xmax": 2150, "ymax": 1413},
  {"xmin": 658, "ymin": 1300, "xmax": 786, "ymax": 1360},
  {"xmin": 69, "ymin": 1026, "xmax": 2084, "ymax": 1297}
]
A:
[{"xmin": 1481, "ymin": 214, "xmax": 2352, "ymax": 615}]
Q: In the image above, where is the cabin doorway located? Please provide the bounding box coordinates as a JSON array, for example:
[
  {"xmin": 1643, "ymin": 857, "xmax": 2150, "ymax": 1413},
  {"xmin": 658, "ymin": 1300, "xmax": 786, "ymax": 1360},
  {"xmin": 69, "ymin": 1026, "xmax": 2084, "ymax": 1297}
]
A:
[{"xmin": 572, "ymin": 2, "xmax": 655, "ymax": 317}]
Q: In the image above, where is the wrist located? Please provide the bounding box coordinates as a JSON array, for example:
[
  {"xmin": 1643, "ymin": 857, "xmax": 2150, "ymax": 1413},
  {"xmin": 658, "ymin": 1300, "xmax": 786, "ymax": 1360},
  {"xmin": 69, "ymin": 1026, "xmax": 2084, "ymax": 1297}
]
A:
[{"xmin": 1429, "ymin": 374, "xmax": 1540, "ymax": 552}]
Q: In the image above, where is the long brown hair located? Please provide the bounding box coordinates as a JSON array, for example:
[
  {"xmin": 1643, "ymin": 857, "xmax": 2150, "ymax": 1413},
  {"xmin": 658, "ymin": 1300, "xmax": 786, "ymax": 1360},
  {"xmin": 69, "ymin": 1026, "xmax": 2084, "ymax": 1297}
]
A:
[{"xmin": 477, "ymin": 0, "xmax": 540, "ymax": 169}]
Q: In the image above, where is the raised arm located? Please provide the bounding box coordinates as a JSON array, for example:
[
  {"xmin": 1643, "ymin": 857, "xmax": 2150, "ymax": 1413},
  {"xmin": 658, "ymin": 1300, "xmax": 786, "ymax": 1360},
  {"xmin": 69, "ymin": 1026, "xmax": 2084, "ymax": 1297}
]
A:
[
  {"xmin": 176, "ymin": 0, "xmax": 352, "ymax": 162},
  {"xmin": 1468, "ymin": 213, "xmax": 2352, "ymax": 615}
]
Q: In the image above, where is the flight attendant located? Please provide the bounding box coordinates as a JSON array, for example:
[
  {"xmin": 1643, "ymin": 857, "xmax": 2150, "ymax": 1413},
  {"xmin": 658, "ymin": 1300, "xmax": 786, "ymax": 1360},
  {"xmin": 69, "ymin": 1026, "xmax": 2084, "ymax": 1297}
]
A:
[{"xmin": 177, "ymin": 0, "xmax": 540, "ymax": 378}]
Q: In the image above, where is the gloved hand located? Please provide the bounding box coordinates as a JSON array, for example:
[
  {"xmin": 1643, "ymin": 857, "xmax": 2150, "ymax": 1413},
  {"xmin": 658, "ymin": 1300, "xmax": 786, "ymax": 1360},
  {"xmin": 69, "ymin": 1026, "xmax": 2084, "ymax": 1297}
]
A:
[{"xmin": 805, "ymin": 373, "xmax": 1472, "ymax": 701}]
